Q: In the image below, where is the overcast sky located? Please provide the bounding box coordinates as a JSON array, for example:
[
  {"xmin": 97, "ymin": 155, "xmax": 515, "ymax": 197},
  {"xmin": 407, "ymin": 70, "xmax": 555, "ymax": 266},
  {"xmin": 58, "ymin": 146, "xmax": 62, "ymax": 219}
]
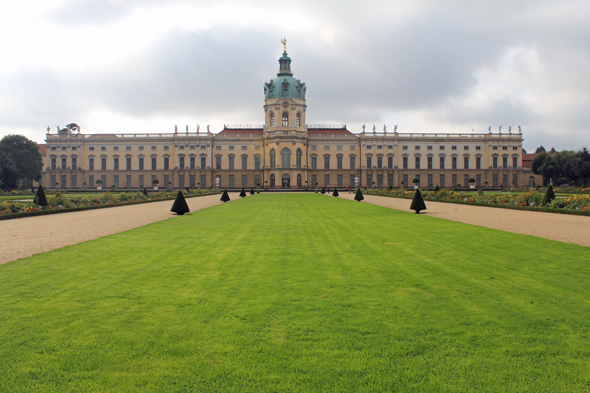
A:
[{"xmin": 1, "ymin": 0, "xmax": 589, "ymax": 152}]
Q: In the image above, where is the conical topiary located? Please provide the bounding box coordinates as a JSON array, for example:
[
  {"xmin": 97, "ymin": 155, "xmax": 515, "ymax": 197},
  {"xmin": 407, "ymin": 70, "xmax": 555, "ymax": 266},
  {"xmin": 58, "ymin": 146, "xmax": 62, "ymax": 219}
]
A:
[
  {"xmin": 435, "ymin": 185, "xmax": 440, "ymax": 192},
  {"xmin": 220, "ymin": 189, "xmax": 230, "ymax": 203},
  {"xmin": 142, "ymin": 187, "xmax": 148, "ymax": 197},
  {"xmin": 543, "ymin": 184, "xmax": 556, "ymax": 205},
  {"xmin": 410, "ymin": 188, "xmax": 427, "ymax": 214},
  {"xmin": 34, "ymin": 185, "xmax": 48, "ymax": 208},
  {"xmin": 239, "ymin": 188, "xmax": 247, "ymax": 198},
  {"xmin": 354, "ymin": 188, "xmax": 364, "ymax": 202},
  {"xmin": 250, "ymin": 188, "xmax": 255, "ymax": 195},
  {"xmin": 332, "ymin": 188, "xmax": 339, "ymax": 197},
  {"xmin": 170, "ymin": 191, "xmax": 190, "ymax": 215},
  {"xmin": 321, "ymin": 187, "xmax": 326, "ymax": 194}
]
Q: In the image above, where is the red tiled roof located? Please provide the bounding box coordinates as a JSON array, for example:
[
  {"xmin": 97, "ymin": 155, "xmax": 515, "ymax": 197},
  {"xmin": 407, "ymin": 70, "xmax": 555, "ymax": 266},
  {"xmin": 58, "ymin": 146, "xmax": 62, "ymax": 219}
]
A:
[
  {"xmin": 217, "ymin": 129, "xmax": 263, "ymax": 135},
  {"xmin": 522, "ymin": 153, "xmax": 536, "ymax": 167},
  {"xmin": 37, "ymin": 144, "xmax": 46, "ymax": 155}
]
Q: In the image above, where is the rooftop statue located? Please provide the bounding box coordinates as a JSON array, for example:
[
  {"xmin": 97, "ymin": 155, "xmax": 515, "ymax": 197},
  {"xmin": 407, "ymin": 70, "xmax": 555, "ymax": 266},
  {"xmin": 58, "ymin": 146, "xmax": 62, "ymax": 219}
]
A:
[
  {"xmin": 59, "ymin": 123, "xmax": 80, "ymax": 134},
  {"xmin": 281, "ymin": 38, "xmax": 287, "ymax": 53}
]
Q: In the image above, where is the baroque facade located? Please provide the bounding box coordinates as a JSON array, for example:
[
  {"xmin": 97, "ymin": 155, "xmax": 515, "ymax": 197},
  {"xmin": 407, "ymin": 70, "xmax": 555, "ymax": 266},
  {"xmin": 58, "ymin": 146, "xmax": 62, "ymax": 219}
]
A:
[{"xmin": 43, "ymin": 47, "xmax": 534, "ymax": 189}]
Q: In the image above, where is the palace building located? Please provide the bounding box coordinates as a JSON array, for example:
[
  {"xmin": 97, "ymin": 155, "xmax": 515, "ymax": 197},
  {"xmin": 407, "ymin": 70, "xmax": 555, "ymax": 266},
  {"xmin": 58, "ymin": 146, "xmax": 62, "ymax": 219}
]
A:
[{"xmin": 42, "ymin": 45, "xmax": 537, "ymax": 189}]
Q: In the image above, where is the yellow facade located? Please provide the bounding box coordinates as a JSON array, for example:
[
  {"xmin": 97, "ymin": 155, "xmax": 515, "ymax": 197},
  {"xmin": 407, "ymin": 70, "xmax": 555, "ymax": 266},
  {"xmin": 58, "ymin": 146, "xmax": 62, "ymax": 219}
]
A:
[{"xmin": 42, "ymin": 49, "xmax": 535, "ymax": 189}]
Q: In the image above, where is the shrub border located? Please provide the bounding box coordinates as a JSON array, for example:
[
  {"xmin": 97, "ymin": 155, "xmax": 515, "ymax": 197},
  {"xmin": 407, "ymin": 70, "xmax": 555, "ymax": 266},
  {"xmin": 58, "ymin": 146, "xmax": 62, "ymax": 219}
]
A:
[
  {"xmin": 0, "ymin": 192, "xmax": 220, "ymax": 221},
  {"xmin": 365, "ymin": 193, "xmax": 590, "ymax": 217}
]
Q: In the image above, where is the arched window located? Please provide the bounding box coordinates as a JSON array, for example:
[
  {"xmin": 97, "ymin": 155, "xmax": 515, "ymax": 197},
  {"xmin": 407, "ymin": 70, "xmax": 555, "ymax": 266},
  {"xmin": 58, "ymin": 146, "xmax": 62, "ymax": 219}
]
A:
[
  {"xmin": 296, "ymin": 148, "xmax": 302, "ymax": 168},
  {"xmin": 270, "ymin": 112, "xmax": 275, "ymax": 127},
  {"xmin": 296, "ymin": 113, "xmax": 301, "ymax": 127},
  {"xmin": 270, "ymin": 173, "xmax": 275, "ymax": 187},
  {"xmin": 270, "ymin": 148, "xmax": 276, "ymax": 168},
  {"xmin": 282, "ymin": 112, "xmax": 289, "ymax": 127},
  {"xmin": 281, "ymin": 147, "xmax": 291, "ymax": 169},
  {"xmin": 297, "ymin": 173, "xmax": 302, "ymax": 187}
]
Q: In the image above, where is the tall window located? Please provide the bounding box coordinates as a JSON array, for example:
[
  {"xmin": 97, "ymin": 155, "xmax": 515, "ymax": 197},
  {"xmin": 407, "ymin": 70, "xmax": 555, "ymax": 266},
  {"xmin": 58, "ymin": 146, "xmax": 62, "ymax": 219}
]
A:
[
  {"xmin": 151, "ymin": 157, "xmax": 157, "ymax": 170},
  {"xmin": 440, "ymin": 156, "xmax": 445, "ymax": 169},
  {"xmin": 337, "ymin": 155, "xmax": 343, "ymax": 169},
  {"xmin": 388, "ymin": 156, "xmax": 393, "ymax": 168},
  {"xmin": 255, "ymin": 156, "xmax": 261, "ymax": 170},
  {"xmin": 270, "ymin": 112, "xmax": 275, "ymax": 127},
  {"xmin": 513, "ymin": 156, "xmax": 518, "ymax": 168},
  {"xmin": 51, "ymin": 157, "xmax": 56, "ymax": 170},
  {"xmin": 88, "ymin": 157, "xmax": 94, "ymax": 170},
  {"xmin": 367, "ymin": 156, "xmax": 372, "ymax": 168},
  {"xmin": 164, "ymin": 157, "xmax": 169, "ymax": 170},
  {"xmin": 493, "ymin": 156, "xmax": 498, "ymax": 169},
  {"xmin": 415, "ymin": 157, "xmax": 420, "ymax": 169},
  {"xmin": 324, "ymin": 155, "xmax": 330, "ymax": 169},
  {"xmin": 311, "ymin": 156, "xmax": 317, "ymax": 169},
  {"xmin": 270, "ymin": 148, "xmax": 276, "ymax": 168},
  {"xmin": 200, "ymin": 156, "xmax": 206, "ymax": 169},
  {"xmin": 503, "ymin": 156, "xmax": 508, "ymax": 168},
  {"xmin": 216, "ymin": 155, "xmax": 222, "ymax": 170},
  {"xmin": 451, "ymin": 157, "xmax": 456, "ymax": 169},
  {"xmin": 402, "ymin": 157, "xmax": 408, "ymax": 169},
  {"xmin": 61, "ymin": 157, "xmax": 66, "ymax": 169},
  {"xmin": 282, "ymin": 112, "xmax": 289, "ymax": 127},
  {"xmin": 114, "ymin": 157, "xmax": 119, "ymax": 170},
  {"xmin": 296, "ymin": 113, "xmax": 301, "ymax": 127},
  {"xmin": 242, "ymin": 155, "xmax": 248, "ymax": 170},
  {"xmin": 427, "ymin": 156, "xmax": 433, "ymax": 169},
  {"xmin": 71, "ymin": 157, "xmax": 77, "ymax": 169},
  {"xmin": 464, "ymin": 157, "xmax": 469, "ymax": 169},
  {"xmin": 296, "ymin": 148, "xmax": 302, "ymax": 168},
  {"xmin": 281, "ymin": 148, "xmax": 291, "ymax": 168},
  {"xmin": 126, "ymin": 157, "xmax": 132, "ymax": 170},
  {"xmin": 350, "ymin": 155, "xmax": 356, "ymax": 169},
  {"xmin": 377, "ymin": 156, "xmax": 382, "ymax": 169},
  {"xmin": 440, "ymin": 174, "xmax": 445, "ymax": 187},
  {"xmin": 179, "ymin": 157, "xmax": 185, "ymax": 169},
  {"xmin": 139, "ymin": 157, "xmax": 144, "ymax": 170},
  {"xmin": 190, "ymin": 156, "xmax": 195, "ymax": 169},
  {"xmin": 102, "ymin": 157, "xmax": 107, "ymax": 170},
  {"xmin": 228, "ymin": 155, "xmax": 234, "ymax": 170},
  {"xmin": 476, "ymin": 156, "xmax": 481, "ymax": 169}
]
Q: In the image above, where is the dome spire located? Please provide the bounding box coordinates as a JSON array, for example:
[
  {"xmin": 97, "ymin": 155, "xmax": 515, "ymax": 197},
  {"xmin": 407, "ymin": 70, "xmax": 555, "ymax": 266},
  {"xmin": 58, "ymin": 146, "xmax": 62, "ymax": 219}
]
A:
[
  {"xmin": 277, "ymin": 39, "xmax": 293, "ymax": 77},
  {"xmin": 281, "ymin": 38, "xmax": 287, "ymax": 54}
]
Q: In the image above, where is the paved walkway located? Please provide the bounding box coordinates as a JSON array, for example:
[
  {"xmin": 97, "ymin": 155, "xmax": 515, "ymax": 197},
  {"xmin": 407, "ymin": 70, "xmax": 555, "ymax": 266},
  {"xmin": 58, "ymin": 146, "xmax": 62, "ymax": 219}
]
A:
[{"xmin": 1, "ymin": 192, "xmax": 588, "ymax": 265}]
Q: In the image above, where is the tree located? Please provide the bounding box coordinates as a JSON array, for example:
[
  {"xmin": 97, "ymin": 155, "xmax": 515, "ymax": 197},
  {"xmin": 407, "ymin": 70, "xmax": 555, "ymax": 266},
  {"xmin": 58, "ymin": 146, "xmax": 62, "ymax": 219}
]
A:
[
  {"xmin": 534, "ymin": 145, "xmax": 546, "ymax": 153},
  {"xmin": 354, "ymin": 188, "xmax": 364, "ymax": 202},
  {"xmin": 170, "ymin": 191, "xmax": 190, "ymax": 215},
  {"xmin": 220, "ymin": 189, "xmax": 230, "ymax": 202},
  {"xmin": 34, "ymin": 185, "xmax": 48, "ymax": 208},
  {"xmin": 239, "ymin": 188, "xmax": 247, "ymax": 198},
  {"xmin": 0, "ymin": 134, "xmax": 43, "ymax": 188},
  {"xmin": 332, "ymin": 188, "xmax": 339, "ymax": 197},
  {"xmin": 410, "ymin": 188, "xmax": 427, "ymax": 214},
  {"xmin": 250, "ymin": 188, "xmax": 255, "ymax": 195},
  {"xmin": 543, "ymin": 184, "xmax": 555, "ymax": 205},
  {"xmin": 321, "ymin": 187, "xmax": 326, "ymax": 194},
  {"xmin": 0, "ymin": 151, "xmax": 19, "ymax": 189}
]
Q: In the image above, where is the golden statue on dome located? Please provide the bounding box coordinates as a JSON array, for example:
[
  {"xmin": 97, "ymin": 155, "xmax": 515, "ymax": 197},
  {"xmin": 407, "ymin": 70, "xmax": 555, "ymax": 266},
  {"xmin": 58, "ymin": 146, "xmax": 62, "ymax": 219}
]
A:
[{"xmin": 281, "ymin": 38, "xmax": 287, "ymax": 53}]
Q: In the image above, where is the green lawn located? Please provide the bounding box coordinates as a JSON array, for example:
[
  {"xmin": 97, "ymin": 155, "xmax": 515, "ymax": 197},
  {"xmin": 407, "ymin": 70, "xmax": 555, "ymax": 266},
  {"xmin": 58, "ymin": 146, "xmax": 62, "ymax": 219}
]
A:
[{"xmin": 1, "ymin": 194, "xmax": 589, "ymax": 392}]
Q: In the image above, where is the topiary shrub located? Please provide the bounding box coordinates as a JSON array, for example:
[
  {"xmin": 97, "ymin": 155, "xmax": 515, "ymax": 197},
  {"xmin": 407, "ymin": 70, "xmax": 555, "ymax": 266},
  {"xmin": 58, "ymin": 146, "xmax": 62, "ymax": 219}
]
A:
[
  {"xmin": 34, "ymin": 185, "xmax": 48, "ymax": 208},
  {"xmin": 354, "ymin": 188, "xmax": 364, "ymax": 202},
  {"xmin": 543, "ymin": 184, "xmax": 556, "ymax": 205},
  {"xmin": 435, "ymin": 185, "xmax": 440, "ymax": 192},
  {"xmin": 220, "ymin": 189, "xmax": 230, "ymax": 203},
  {"xmin": 332, "ymin": 188, "xmax": 339, "ymax": 197},
  {"xmin": 321, "ymin": 187, "xmax": 326, "ymax": 194},
  {"xmin": 171, "ymin": 190, "xmax": 190, "ymax": 215},
  {"xmin": 239, "ymin": 188, "xmax": 247, "ymax": 198},
  {"xmin": 250, "ymin": 188, "xmax": 255, "ymax": 195},
  {"xmin": 410, "ymin": 188, "xmax": 427, "ymax": 214}
]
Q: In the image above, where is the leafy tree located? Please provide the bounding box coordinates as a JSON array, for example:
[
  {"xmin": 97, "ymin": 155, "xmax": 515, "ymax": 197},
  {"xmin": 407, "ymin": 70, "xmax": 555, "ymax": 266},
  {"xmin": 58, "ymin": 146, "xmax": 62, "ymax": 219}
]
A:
[
  {"xmin": 34, "ymin": 185, "xmax": 48, "ymax": 208},
  {"xmin": 332, "ymin": 188, "xmax": 339, "ymax": 197},
  {"xmin": 0, "ymin": 151, "xmax": 19, "ymax": 189},
  {"xmin": 534, "ymin": 145, "xmax": 546, "ymax": 153},
  {"xmin": 220, "ymin": 189, "xmax": 230, "ymax": 203},
  {"xmin": 239, "ymin": 188, "xmax": 247, "ymax": 198},
  {"xmin": 354, "ymin": 188, "xmax": 364, "ymax": 202},
  {"xmin": 0, "ymin": 134, "xmax": 43, "ymax": 188},
  {"xmin": 170, "ymin": 191, "xmax": 190, "ymax": 215},
  {"xmin": 543, "ymin": 184, "xmax": 555, "ymax": 205},
  {"xmin": 410, "ymin": 188, "xmax": 427, "ymax": 214}
]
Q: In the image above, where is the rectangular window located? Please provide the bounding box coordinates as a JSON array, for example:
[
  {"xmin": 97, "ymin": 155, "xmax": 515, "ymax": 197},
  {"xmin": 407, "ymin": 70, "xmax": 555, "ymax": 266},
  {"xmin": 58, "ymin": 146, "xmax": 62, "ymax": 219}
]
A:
[
  {"xmin": 324, "ymin": 156, "xmax": 330, "ymax": 169},
  {"xmin": 337, "ymin": 156, "xmax": 343, "ymax": 169},
  {"xmin": 179, "ymin": 175, "xmax": 184, "ymax": 188},
  {"xmin": 216, "ymin": 156, "xmax": 222, "ymax": 170},
  {"xmin": 89, "ymin": 175, "xmax": 94, "ymax": 187},
  {"xmin": 493, "ymin": 156, "xmax": 498, "ymax": 168},
  {"xmin": 240, "ymin": 146, "xmax": 247, "ymax": 151},
  {"xmin": 464, "ymin": 157, "xmax": 469, "ymax": 169},
  {"xmin": 513, "ymin": 173, "xmax": 518, "ymax": 186},
  {"xmin": 126, "ymin": 175, "xmax": 131, "ymax": 188},
  {"xmin": 102, "ymin": 175, "xmax": 107, "ymax": 187},
  {"xmin": 88, "ymin": 158, "xmax": 94, "ymax": 170},
  {"xmin": 337, "ymin": 145, "xmax": 343, "ymax": 150},
  {"xmin": 101, "ymin": 146, "xmax": 107, "ymax": 151},
  {"xmin": 337, "ymin": 174, "xmax": 343, "ymax": 187},
  {"xmin": 476, "ymin": 157, "xmax": 481, "ymax": 169},
  {"xmin": 126, "ymin": 157, "xmax": 132, "ymax": 170},
  {"xmin": 164, "ymin": 157, "xmax": 169, "ymax": 170},
  {"xmin": 513, "ymin": 146, "xmax": 518, "ymax": 151},
  {"xmin": 114, "ymin": 175, "xmax": 119, "ymax": 187},
  {"xmin": 71, "ymin": 147, "xmax": 77, "ymax": 151},
  {"xmin": 179, "ymin": 146, "xmax": 185, "ymax": 150},
  {"xmin": 152, "ymin": 157, "xmax": 157, "ymax": 170},
  {"xmin": 493, "ymin": 146, "xmax": 498, "ymax": 150},
  {"xmin": 190, "ymin": 174, "xmax": 195, "ymax": 188},
  {"xmin": 200, "ymin": 156, "xmax": 206, "ymax": 169},
  {"xmin": 126, "ymin": 146, "xmax": 131, "ymax": 151},
  {"xmin": 61, "ymin": 147, "xmax": 66, "ymax": 151},
  {"xmin": 493, "ymin": 173, "xmax": 498, "ymax": 187},
  {"xmin": 428, "ymin": 174, "xmax": 433, "ymax": 186},
  {"xmin": 503, "ymin": 146, "xmax": 508, "ymax": 150},
  {"xmin": 311, "ymin": 145, "xmax": 317, "ymax": 151},
  {"xmin": 88, "ymin": 146, "xmax": 94, "ymax": 151},
  {"xmin": 113, "ymin": 146, "xmax": 119, "ymax": 151},
  {"xmin": 114, "ymin": 157, "xmax": 119, "ymax": 170},
  {"xmin": 452, "ymin": 157, "xmax": 457, "ymax": 169},
  {"xmin": 402, "ymin": 146, "xmax": 408, "ymax": 150},
  {"xmin": 311, "ymin": 156, "xmax": 317, "ymax": 169},
  {"xmin": 415, "ymin": 146, "xmax": 420, "ymax": 150},
  {"xmin": 366, "ymin": 156, "xmax": 372, "ymax": 168},
  {"xmin": 377, "ymin": 174, "xmax": 383, "ymax": 187},
  {"xmin": 403, "ymin": 156, "xmax": 408, "ymax": 169},
  {"xmin": 366, "ymin": 145, "xmax": 372, "ymax": 150},
  {"xmin": 139, "ymin": 175, "xmax": 144, "ymax": 187},
  {"xmin": 367, "ymin": 174, "xmax": 372, "ymax": 187},
  {"xmin": 255, "ymin": 156, "xmax": 261, "ymax": 170},
  {"xmin": 201, "ymin": 145, "xmax": 207, "ymax": 150},
  {"xmin": 350, "ymin": 174, "xmax": 356, "ymax": 187},
  {"xmin": 476, "ymin": 174, "xmax": 481, "ymax": 187},
  {"xmin": 242, "ymin": 174, "xmax": 248, "ymax": 187},
  {"xmin": 377, "ymin": 145, "xmax": 383, "ymax": 150},
  {"xmin": 164, "ymin": 146, "xmax": 170, "ymax": 151},
  {"xmin": 51, "ymin": 157, "xmax": 56, "ymax": 169},
  {"xmin": 61, "ymin": 175, "xmax": 66, "ymax": 188},
  {"xmin": 388, "ymin": 145, "xmax": 393, "ymax": 150},
  {"xmin": 388, "ymin": 156, "xmax": 393, "ymax": 168},
  {"xmin": 242, "ymin": 156, "xmax": 248, "ymax": 170},
  {"xmin": 513, "ymin": 156, "xmax": 518, "ymax": 168},
  {"xmin": 440, "ymin": 174, "xmax": 445, "ymax": 187},
  {"xmin": 138, "ymin": 146, "xmax": 144, "ymax": 151},
  {"xmin": 139, "ymin": 157, "xmax": 144, "ymax": 170},
  {"xmin": 151, "ymin": 146, "xmax": 157, "ymax": 151},
  {"xmin": 324, "ymin": 145, "xmax": 330, "ymax": 150},
  {"xmin": 464, "ymin": 174, "xmax": 469, "ymax": 187},
  {"xmin": 350, "ymin": 145, "xmax": 356, "ymax": 151},
  {"xmin": 402, "ymin": 174, "xmax": 408, "ymax": 186},
  {"xmin": 427, "ymin": 146, "xmax": 433, "ymax": 150},
  {"xmin": 228, "ymin": 146, "xmax": 234, "ymax": 151},
  {"xmin": 415, "ymin": 157, "xmax": 420, "ymax": 169},
  {"xmin": 71, "ymin": 175, "xmax": 77, "ymax": 188},
  {"xmin": 311, "ymin": 174, "xmax": 317, "ymax": 187},
  {"xmin": 190, "ymin": 156, "xmax": 196, "ymax": 169},
  {"xmin": 350, "ymin": 156, "xmax": 356, "ymax": 169},
  {"xmin": 452, "ymin": 146, "xmax": 457, "ymax": 150},
  {"xmin": 101, "ymin": 157, "xmax": 107, "ymax": 170},
  {"xmin": 201, "ymin": 174, "xmax": 207, "ymax": 188},
  {"xmin": 452, "ymin": 174, "xmax": 457, "ymax": 187},
  {"xmin": 476, "ymin": 146, "xmax": 481, "ymax": 150},
  {"xmin": 440, "ymin": 157, "xmax": 445, "ymax": 169},
  {"xmin": 164, "ymin": 175, "xmax": 169, "ymax": 188},
  {"xmin": 440, "ymin": 146, "xmax": 445, "ymax": 150},
  {"xmin": 503, "ymin": 156, "xmax": 508, "ymax": 168},
  {"xmin": 464, "ymin": 146, "xmax": 469, "ymax": 150},
  {"xmin": 179, "ymin": 157, "xmax": 185, "ymax": 169},
  {"xmin": 503, "ymin": 174, "xmax": 508, "ymax": 186},
  {"xmin": 377, "ymin": 156, "xmax": 382, "ymax": 169},
  {"xmin": 427, "ymin": 156, "xmax": 433, "ymax": 169},
  {"xmin": 61, "ymin": 157, "xmax": 67, "ymax": 169},
  {"xmin": 388, "ymin": 174, "xmax": 393, "ymax": 187},
  {"xmin": 229, "ymin": 156, "xmax": 234, "ymax": 170}
]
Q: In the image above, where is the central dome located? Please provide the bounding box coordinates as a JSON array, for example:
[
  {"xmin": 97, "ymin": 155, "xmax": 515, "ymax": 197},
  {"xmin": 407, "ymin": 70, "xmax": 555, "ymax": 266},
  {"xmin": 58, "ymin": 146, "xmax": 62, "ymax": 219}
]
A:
[{"xmin": 264, "ymin": 52, "xmax": 306, "ymax": 100}]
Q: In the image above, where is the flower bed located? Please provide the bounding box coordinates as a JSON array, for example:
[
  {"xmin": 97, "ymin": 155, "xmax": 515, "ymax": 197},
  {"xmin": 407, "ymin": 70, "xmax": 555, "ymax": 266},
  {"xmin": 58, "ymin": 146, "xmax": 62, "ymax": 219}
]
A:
[
  {"xmin": 0, "ymin": 189, "xmax": 219, "ymax": 220},
  {"xmin": 363, "ymin": 188, "xmax": 590, "ymax": 216}
]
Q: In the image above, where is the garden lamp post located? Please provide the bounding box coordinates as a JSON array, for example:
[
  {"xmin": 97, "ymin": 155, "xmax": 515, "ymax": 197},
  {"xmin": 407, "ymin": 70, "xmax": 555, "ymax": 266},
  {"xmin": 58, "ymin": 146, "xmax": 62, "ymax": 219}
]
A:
[
  {"xmin": 355, "ymin": 176, "xmax": 359, "ymax": 190},
  {"xmin": 216, "ymin": 176, "xmax": 220, "ymax": 189}
]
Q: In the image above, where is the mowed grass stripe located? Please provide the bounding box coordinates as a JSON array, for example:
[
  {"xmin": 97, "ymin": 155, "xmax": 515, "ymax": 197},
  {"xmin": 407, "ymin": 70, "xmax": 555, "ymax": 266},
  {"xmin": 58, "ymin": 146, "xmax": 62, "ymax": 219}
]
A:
[{"xmin": 0, "ymin": 193, "xmax": 589, "ymax": 392}]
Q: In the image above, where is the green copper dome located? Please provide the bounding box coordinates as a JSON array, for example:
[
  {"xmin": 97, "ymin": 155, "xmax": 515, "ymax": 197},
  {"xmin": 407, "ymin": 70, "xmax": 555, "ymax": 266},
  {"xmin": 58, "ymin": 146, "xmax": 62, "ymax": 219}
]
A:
[{"xmin": 264, "ymin": 52, "xmax": 306, "ymax": 100}]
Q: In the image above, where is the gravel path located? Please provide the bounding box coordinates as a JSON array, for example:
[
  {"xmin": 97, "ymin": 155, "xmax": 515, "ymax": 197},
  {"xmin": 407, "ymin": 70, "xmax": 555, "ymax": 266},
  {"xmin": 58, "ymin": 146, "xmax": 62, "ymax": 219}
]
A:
[{"xmin": 1, "ymin": 192, "xmax": 588, "ymax": 265}]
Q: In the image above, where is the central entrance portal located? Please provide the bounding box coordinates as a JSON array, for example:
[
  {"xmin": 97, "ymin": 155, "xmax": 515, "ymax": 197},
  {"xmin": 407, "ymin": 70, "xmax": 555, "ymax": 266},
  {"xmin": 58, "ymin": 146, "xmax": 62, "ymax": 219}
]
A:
[{"xmin": 282, "ymin": 173, "xmax": 290, "ymax": 188}]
